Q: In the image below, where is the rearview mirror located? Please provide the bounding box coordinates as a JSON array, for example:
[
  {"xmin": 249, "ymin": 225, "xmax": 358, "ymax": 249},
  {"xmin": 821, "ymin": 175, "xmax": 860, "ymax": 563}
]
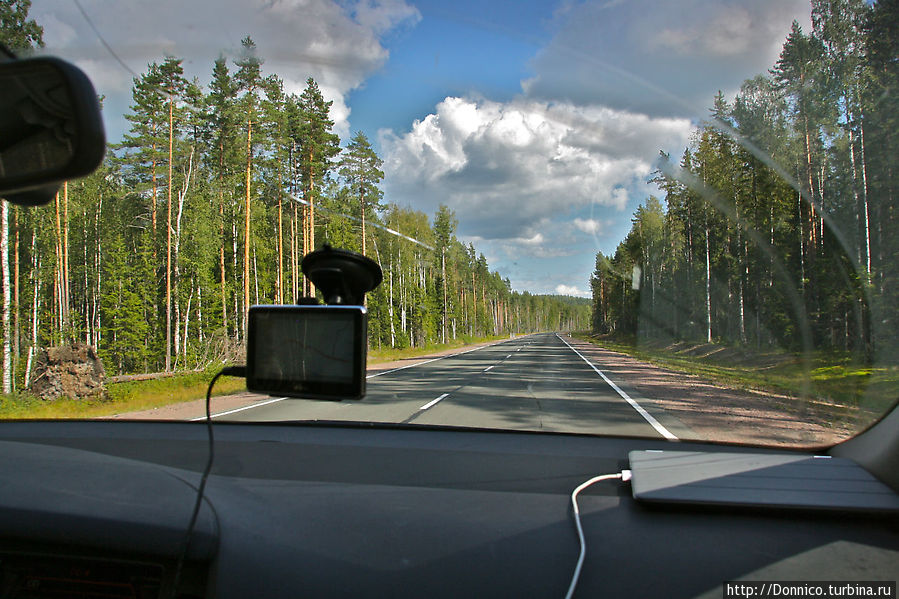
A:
[{"xmin": 0, "ymin": 56, "xmax": 106, "ymax": 205}]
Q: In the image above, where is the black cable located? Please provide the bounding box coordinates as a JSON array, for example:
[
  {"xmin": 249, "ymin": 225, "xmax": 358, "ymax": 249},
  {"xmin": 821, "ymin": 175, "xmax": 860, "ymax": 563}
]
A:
[
  {"xmin": 170, "ymin": 366, "xmax": 245, "ymax": 598},
  {"xmin": 73, "ymin": 0, "xmax": 140, "ymax": 79}
]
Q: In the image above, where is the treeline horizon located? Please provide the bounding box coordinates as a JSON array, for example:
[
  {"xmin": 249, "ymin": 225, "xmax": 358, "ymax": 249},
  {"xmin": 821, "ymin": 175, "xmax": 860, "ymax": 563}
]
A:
[
  {"xmin": 0, "ymin": 27, "xmax": 590, "ymax": 389},
  {"xmin": 590, "ymin": 0, "xmax": 897, "ymax": 363}
]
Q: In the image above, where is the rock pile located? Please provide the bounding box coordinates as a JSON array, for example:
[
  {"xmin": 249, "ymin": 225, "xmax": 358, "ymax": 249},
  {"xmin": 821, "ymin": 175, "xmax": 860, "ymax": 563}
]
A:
[{"xmin": 31, "ymin": 344, "xmax": 107, "ymax": 401}]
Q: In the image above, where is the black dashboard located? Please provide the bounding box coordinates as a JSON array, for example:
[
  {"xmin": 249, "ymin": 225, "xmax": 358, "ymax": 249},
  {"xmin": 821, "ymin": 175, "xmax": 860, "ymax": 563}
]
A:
[{"xmin": 0, "ymin": 416, "xmax": 896, "ymax": 598}]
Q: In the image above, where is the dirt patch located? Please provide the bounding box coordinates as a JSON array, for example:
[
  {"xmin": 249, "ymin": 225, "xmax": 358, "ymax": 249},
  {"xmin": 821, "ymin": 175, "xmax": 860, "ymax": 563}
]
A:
[{"xmin": 569, "ymin": 338, "xmax": 854, "ymax": 448}]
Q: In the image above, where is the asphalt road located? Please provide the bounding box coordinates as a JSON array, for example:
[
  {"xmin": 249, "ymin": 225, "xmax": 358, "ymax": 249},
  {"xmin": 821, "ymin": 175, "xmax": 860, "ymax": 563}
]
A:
[{"xmin": 213, "ymin": 333, "xmax": 693, "ymax": 439}]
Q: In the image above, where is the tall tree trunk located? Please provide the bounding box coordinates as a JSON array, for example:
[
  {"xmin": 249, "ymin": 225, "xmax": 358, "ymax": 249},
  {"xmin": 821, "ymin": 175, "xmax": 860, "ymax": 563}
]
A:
[
  {"xmin": 307, "ymin": 159, "xmax": 316, "ymax": 296},
  {"xmin": 360, "ymin": 183, "xmax": 366, "ymax": 257},
  {"xmin": 83, "ymin": 210, "xmax": 89, "ymax": 344},
  {"xmin": 25, "ymin": 250, "xmax": 39, "ymax": 388},
  {"xmin": 796, "ymin": 166, "xmax": 806, "ymax": 294},
  {"xmin": 1, "ymin": 201, "xmax": 10, "ymax": 394},
  {"xmin": 276, "ymin": 134, "xmax": 284, "ymax": 304},
  {"xmin": 198, "ymin": 284, "xmax": 204, "ymax": 344},
  {"xmin": 803, "ymin": 116, "xmax": 817, "ymax": 250},
  {"xmin": 389, "ymin": 263, "xmax": 396, "ymax": 347},
  {"xmin": 291, "ymin": 203, "xmax": 298, "ymax": 303},
  {"xmin": 232, "ymin": 220, "xmax": 239, "ymax": 338},
  {"xmin": 859, "ymin": 118, "xmax": 871, "ymax": 279},
  {"xmin": 53, "ymin": 190, "xmax": 62, "ymax": 339},
  {"xmin": 301, "ymin": 204, "xmax": 307, "ymax": 293},
  {"xmin": 166, "ymin": 96, "xmax": 173, "ymax": 371},
  {"xmin": 95, "ymin": 194, "xmax": 102, "ymax": 348},
  {"xmin": 219, "ymin": 141, "xmax": 228, "ymax": 334},
  {"xmin": 252, "ymin": 243, "xmax": 259, "ymax": 305},
  {"xmin": 705, "ymin": 223, "xmax": 711, "ymax": 344},
  {"xmin": 244, "ymin": 118, "xmax": 252, "ymax": 332},
  {"xmin": 471, "ymin": 271, "xmax": 476, "ymax": 334},
  {"xmin": 63, "ymin": 182, "xmax": 69, "ymax": 338},
  {"xmin": 173, "ymin": 146, "xmax": 194, "ymax": 365},
  {"xmin": 219, "ymin": 195, "xmax": 227, "ymax": 334},
  {"xmin": 277, "ymin": 189, "xmax": 283, "ymax": 304},
  {"xmin": 182, "ymin": 287, "xmax": 193, "ymax": 363},
  {"xmin": 13, "ymin": 209, "xmax": 19, "ymax": 389}
]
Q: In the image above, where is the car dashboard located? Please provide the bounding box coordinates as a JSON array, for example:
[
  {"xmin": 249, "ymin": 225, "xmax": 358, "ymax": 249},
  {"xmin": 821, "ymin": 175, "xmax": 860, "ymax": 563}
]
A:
[{"xmin": 0, "ymin": 419, "xmax": 896, "ymax": 598}]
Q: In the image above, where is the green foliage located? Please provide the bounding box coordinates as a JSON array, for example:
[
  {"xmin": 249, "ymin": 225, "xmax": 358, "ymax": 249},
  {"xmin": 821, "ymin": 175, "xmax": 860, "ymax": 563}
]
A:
[
  {"xmin": 0, "ymin": 0, "xmax": 42, "ymax": 53},
  {"xmin": 591, "ymin": 0, "xmax": 899, "ymax": 397}
]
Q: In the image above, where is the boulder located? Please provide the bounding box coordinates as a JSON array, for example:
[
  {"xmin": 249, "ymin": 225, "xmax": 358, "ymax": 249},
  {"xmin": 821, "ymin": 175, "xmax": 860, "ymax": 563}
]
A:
[{"xmin": 31, "ymin": 344, "xmax": 106, "ymax": 401}]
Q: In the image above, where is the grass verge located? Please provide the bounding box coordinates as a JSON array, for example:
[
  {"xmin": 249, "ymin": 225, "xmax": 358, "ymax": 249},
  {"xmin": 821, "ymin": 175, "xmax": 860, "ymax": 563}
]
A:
[
  {"xmin": 0, "ymin": 369, "xmax": 247, "ymax": 419},
  {"xmin": 575, "ymin": 334, "xmax": 899, "ymax": 416}
]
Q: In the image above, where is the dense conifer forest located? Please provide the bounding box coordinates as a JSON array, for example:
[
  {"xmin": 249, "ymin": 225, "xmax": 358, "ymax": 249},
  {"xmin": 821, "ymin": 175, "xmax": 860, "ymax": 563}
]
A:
[{"xmin": 590, "ymin": 0, "xmax": 897, "ymax": 363}]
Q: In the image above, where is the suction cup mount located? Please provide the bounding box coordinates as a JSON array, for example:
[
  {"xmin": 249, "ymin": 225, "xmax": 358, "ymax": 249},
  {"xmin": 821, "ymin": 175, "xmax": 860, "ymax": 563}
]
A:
[{"xmin": 301, "ymin": 245, "xmax": 383, "ymax": 305}]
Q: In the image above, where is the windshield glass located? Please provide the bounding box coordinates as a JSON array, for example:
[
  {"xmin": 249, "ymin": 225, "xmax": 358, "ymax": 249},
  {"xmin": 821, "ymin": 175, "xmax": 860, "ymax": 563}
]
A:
[{"xmin": 1, "ymin": 0, "xmax": 896, "ymax": 448}]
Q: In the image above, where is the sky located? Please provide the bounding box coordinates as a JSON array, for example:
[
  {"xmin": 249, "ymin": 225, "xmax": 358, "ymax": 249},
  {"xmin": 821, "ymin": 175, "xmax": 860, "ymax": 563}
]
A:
[{"xmin": 29, "ymin": 0, "xmax": 813, "ymax": 297}]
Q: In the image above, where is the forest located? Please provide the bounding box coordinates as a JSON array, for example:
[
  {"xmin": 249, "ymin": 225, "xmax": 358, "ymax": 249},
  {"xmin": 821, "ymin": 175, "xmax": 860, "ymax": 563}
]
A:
[
  {"xmin": 0, "ymin": 7, "xmax": 589, "ymax": 390},
  {"xmin": 590, "ymin": 0, "xmax": 898, "ymax": 363}
]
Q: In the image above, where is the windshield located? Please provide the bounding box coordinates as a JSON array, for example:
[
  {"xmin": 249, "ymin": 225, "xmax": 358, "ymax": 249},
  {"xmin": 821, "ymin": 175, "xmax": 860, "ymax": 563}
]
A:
[{"xmin": 1, "ymin": 0, "xmax": 896, "ymax": 448}]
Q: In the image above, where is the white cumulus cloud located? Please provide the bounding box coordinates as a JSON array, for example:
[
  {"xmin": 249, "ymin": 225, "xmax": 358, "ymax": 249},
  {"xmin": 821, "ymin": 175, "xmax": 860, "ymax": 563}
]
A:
[
  {"xmin": 32, "ymin": 0, "xmax": 421, "ymax": 139},
  {"xmin": 573, "ymin": 218, "xmax": 604, "ymax": 235},
  {"xmin": 555, "ymin": 284, "xmax": 589, "ymax": 297},
  {"xmin": 380, "ymin": 96, "xmax": 691, "ymax": 241}
]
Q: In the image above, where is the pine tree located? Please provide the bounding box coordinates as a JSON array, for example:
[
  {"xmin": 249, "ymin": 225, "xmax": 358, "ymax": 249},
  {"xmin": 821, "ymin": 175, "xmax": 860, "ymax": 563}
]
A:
[
  {"xmin": 234, "ymin": 36, "xmax": 264, "ymax": 332},
  {"xmin": 159, "ymin": 56, "xmax": 191, "ymax": 370},
  {"xmin": 203, "ymin": 57, "xmax": 239, "ymax": 335},
  {"xmin": 339, "ymin": 132, "xmax": 384, "ymax": 257},
  {"xmin": 432, "ymin": 206, "xmax": 457, "ymax": 344},
  {"xmin": 298, "ymin": 78, "xmax": 340, "ymax": 294},
  {"xmin": 260, "ymin": 75, "xmax": 288, "ymax": 303}
]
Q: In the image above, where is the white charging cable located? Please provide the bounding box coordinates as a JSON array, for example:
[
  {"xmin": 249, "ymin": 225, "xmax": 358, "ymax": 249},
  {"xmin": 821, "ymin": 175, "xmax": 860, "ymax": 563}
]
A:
[{"xmin": 565, "ymin": 469, "xmax": 632, "ymax": 599}]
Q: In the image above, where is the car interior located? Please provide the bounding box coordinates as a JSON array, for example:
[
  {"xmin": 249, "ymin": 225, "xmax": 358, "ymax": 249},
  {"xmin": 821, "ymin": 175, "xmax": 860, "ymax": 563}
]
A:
[{"xmin": 0, "ymin": 10, "xmax": 897, "ymax": 599}]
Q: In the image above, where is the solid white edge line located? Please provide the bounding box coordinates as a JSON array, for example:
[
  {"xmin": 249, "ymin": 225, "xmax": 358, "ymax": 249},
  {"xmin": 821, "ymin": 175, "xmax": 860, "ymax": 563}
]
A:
[
  {"xmin": 419, "ymin": 393, "xmax": 449, "ymax": 411},
  {"xmin": 555, "ymin": 334, "xmax": 678, "ymax": 441},
  {"xmin": 190, "ymin": 396, "xmax": 287, "ymax": 421}
]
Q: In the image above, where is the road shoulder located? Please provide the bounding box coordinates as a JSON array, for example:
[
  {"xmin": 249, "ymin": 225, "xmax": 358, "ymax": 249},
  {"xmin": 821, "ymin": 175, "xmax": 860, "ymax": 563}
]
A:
[{"xmin": 566, "ymin": 336, "xmax": 850, "ymax": 447}]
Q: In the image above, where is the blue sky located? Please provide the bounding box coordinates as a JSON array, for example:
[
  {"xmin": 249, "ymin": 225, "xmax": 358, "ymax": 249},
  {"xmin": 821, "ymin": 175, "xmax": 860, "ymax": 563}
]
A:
[
  {"xmin": 31, "ymin": 0, "xmax": 813, "ymax": 297},
  {"xmin": 347, "ymin": 1, "xmax": 555, "ymax": 140}
]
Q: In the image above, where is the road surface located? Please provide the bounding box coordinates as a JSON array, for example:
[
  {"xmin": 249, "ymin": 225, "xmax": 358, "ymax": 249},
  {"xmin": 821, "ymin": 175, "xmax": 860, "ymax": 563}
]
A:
[{"xmin": 209, "ymin": 332, "xmax": 693, "ymax": 439}]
